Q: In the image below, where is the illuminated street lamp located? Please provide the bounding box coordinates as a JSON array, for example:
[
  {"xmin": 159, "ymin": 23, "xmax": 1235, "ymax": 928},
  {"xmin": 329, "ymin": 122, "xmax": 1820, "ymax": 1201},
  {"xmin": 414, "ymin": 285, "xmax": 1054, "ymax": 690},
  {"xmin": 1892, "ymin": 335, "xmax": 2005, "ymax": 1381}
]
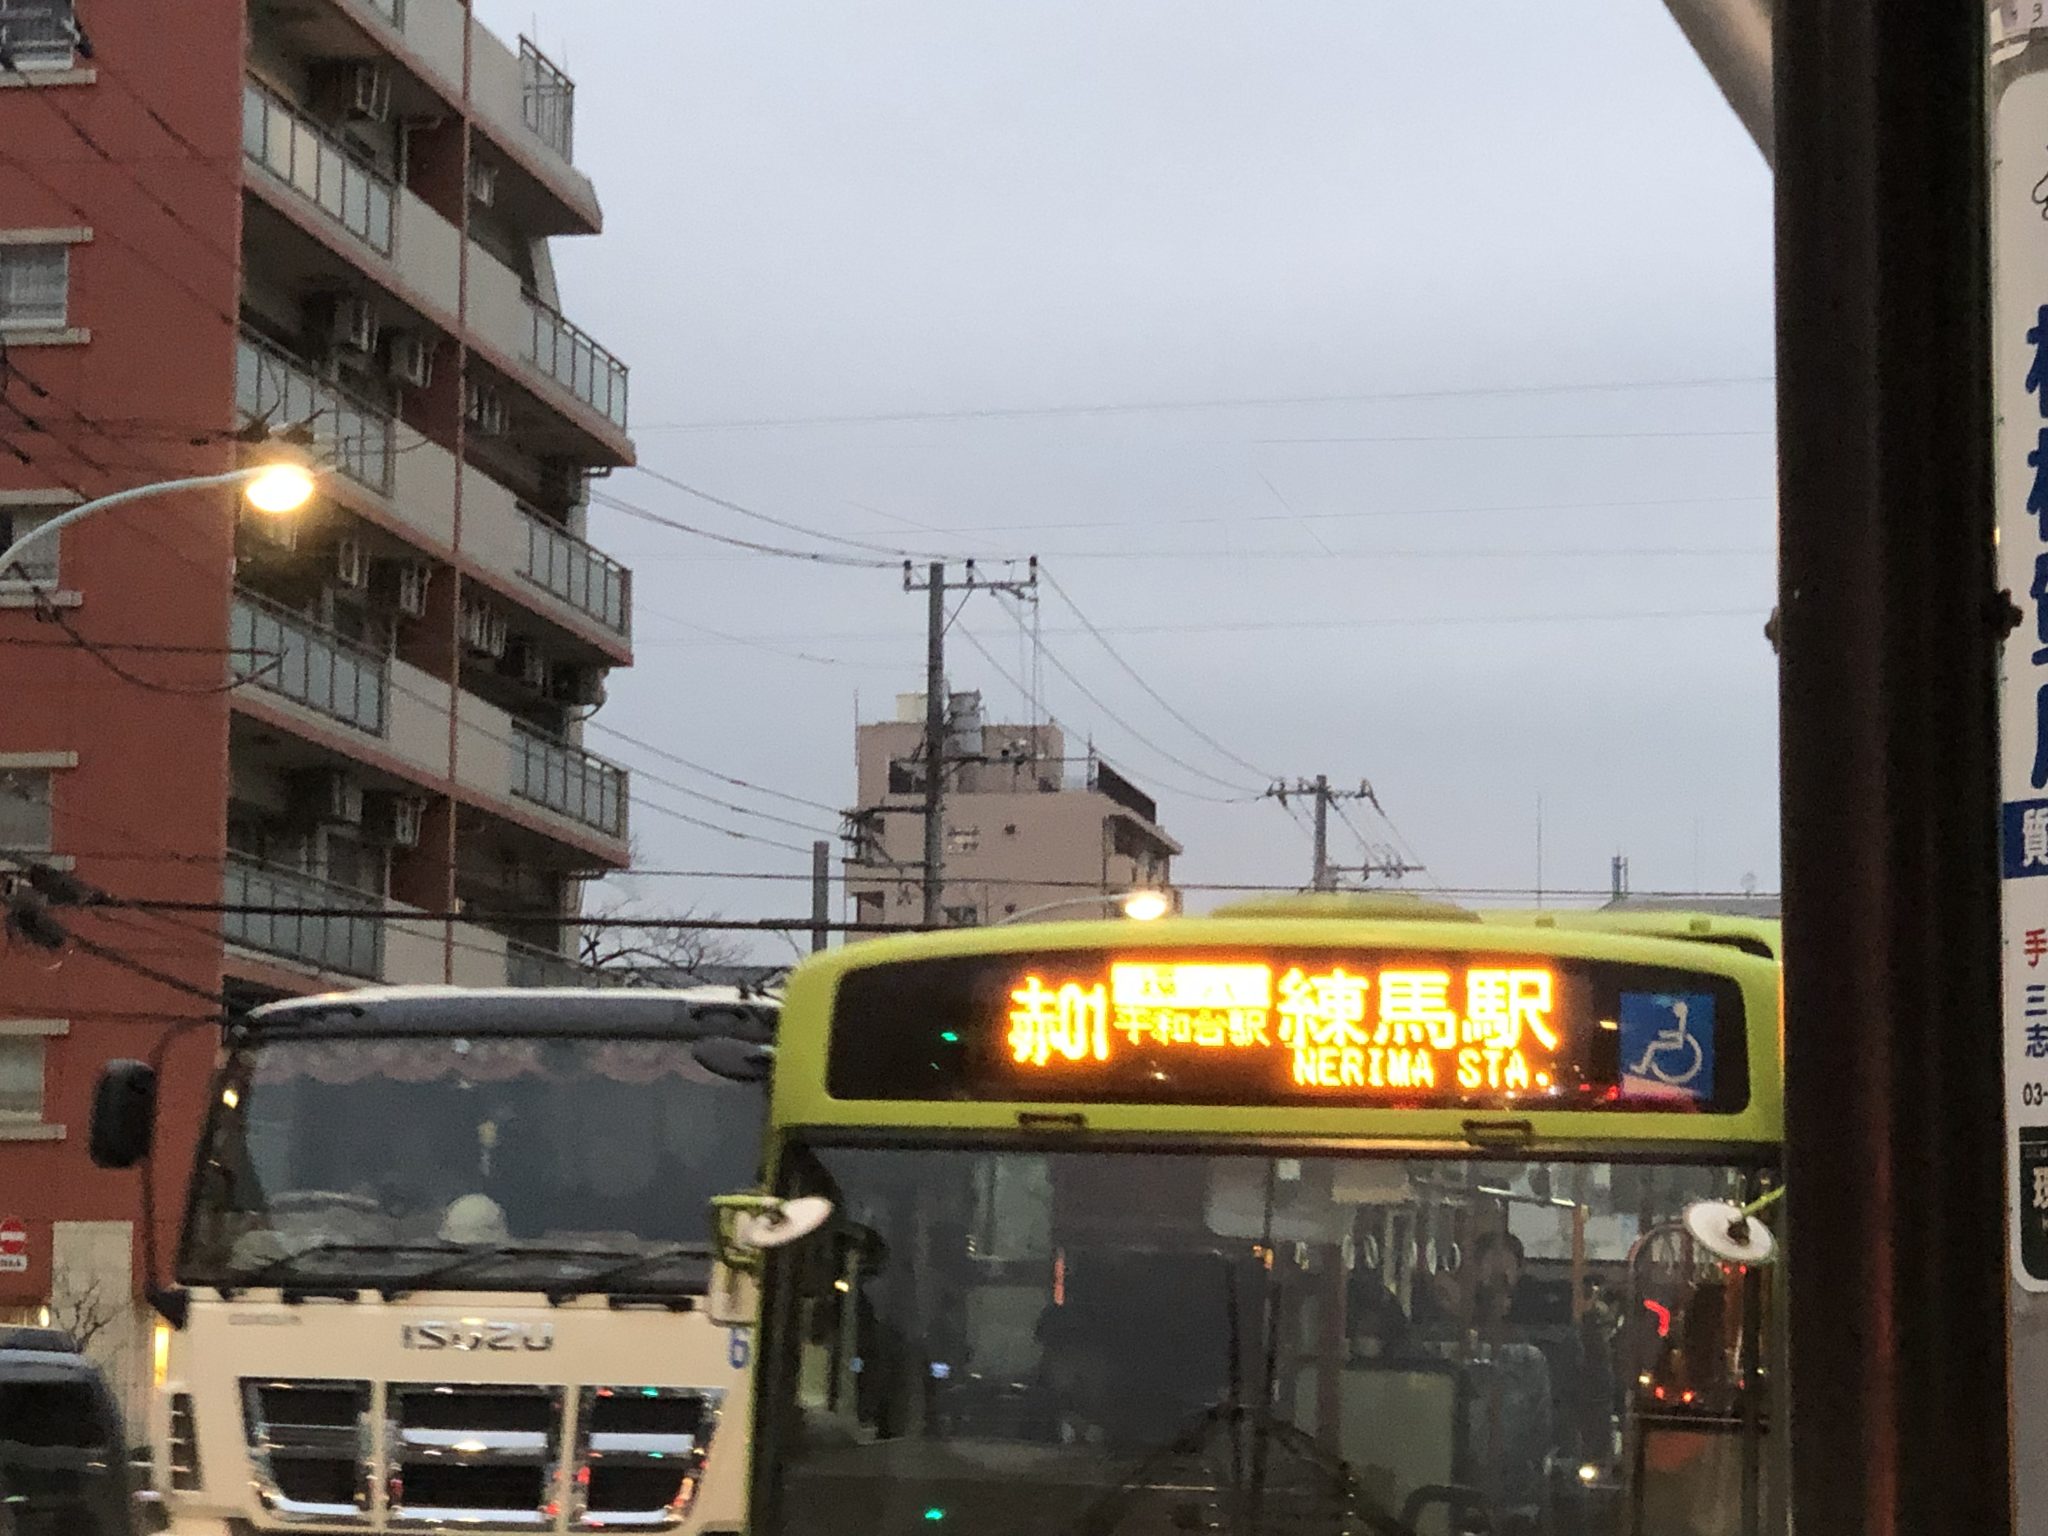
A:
[
  {"xmin": 0, "ymin": 459, "xmax": 319, "ymax": 581},
  {"xmin": 990, "ymin": 889, "xmax": 1175, "ymax": 927}
]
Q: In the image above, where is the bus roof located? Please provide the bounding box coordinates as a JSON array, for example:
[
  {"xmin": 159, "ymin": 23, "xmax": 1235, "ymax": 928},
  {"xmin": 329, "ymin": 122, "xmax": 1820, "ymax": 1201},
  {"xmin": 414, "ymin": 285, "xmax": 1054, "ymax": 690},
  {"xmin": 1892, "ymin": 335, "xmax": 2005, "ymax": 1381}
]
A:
[
  {"xmin": 243, "ymin": 985, "xmax": 777, "ymax": 1041},
  {"xmin": 1483, "ymin": 907, "xmax": 1782, "ymax": 961}
]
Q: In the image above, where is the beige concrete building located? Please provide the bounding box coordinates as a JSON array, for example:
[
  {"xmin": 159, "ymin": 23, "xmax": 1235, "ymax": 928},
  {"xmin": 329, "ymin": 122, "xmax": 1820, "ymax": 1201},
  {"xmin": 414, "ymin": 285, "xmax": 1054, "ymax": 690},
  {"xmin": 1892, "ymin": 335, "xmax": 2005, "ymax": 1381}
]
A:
[{"xmin": 846, "ymin": 692, "xmax": 1180, "ymax": 927}]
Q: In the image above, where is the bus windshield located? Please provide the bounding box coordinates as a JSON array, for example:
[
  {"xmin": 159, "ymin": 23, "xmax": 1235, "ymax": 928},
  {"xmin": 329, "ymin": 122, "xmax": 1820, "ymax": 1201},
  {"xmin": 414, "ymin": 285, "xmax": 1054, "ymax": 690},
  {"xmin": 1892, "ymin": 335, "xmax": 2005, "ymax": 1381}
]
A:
[
  {"xmin": 762, "ymin": 1146, "xmax": 1773, "ymax": 1536},
  {"xmin": 182, "ymin": 1033, "xmax": 765, "ymax": 1292}
]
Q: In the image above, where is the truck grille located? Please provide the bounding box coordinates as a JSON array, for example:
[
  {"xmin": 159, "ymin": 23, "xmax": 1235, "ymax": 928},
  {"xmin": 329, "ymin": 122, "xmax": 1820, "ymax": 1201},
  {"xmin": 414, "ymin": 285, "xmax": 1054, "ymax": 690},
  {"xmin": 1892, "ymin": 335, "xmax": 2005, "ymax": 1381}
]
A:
[
  {"xmin": 238, "ymin": 1379, "xmax": 723, "ymax": 1530},
  {"xmin": 242, "ymin": 1378, "xmax": 372, "ymax": 1522}
]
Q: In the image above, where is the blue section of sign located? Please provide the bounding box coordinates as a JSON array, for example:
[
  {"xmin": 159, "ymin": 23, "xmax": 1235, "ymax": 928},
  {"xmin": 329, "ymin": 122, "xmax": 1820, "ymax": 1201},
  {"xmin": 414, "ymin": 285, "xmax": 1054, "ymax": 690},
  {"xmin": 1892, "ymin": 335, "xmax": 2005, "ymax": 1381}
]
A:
[
  {"xmin": 1618, "ymin": 992, "xmax": 1715, "ymax": 1102},
  {"xmin": 2007, "ymin": 800, "xmax": 2048, "ymax": 878}
]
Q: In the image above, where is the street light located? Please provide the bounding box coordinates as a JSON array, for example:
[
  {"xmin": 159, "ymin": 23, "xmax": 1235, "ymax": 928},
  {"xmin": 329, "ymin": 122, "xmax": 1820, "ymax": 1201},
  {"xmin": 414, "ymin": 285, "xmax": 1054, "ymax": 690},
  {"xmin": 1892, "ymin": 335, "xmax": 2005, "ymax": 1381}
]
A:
[
  {"xmin": 0, "ymin": 460, "xmax": 319, "ymax": 580},
  {"xmin": 990, "ymin": 889, "xmax": 1175, "ymax": 926}
]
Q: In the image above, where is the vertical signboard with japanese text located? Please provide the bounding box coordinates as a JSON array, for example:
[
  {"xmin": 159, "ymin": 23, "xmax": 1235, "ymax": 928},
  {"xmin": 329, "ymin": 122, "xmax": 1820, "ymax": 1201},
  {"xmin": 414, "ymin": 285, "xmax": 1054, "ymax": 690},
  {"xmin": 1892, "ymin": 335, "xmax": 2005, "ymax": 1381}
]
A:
[{"xmin": 1995, "ymin": 64, "xmax": 2048, "ymax": 1292}]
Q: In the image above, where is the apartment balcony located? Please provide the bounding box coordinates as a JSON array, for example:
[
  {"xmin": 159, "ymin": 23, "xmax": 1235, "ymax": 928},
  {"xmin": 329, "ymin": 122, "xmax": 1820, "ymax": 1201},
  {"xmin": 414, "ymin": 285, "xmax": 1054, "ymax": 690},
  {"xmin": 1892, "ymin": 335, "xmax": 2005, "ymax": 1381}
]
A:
[
  {"xmin": 511, "ymin": 722, "xmax": 628, "ymax": 840},
  {"xmin": 232, "ymin": 331, "xmax": 632, "ymax": 654},
  {"xmin": 521, "ymin": 299, "xmax": 628, "ymax": 430},
  {"xmin": 521, "ymin": 510, "xmax": 630, "ymax": 637},
  {"xmin": 239, "ymin": 83, "xmax": 629, "ymax": 455},
  {"xmin": 242, "ymin": 76, "xmax": 396, "ymax": 257},
  {"xmin": 228, "ymin": 591, "xmax": 629, "ymax": 860},
  {"xmin": 230, "ymin": 590, "xmax": 388, "ymax": 737},
  {"xmin": 224, "ymin": 853, "xmax": 384, "ymax": 980},
  {"xmin": 235, "ymin": 332, "xmax": 394, "ymax": 498},
  {"xmin": 506, "ymin": 937, "xmax": 612, "ymax": 989},
  {"xmin": 335, "ymin": 0, "xmax": 599, "ymax": 230}
]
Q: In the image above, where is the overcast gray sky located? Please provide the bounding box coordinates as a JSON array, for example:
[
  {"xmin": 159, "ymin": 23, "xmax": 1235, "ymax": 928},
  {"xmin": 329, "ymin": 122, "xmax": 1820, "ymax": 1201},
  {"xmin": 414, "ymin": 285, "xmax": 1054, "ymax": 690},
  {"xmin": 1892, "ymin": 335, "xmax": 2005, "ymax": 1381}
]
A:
[{"xmin": 477, "ymin": 1, "xmax": 1777, "ymax": 944}]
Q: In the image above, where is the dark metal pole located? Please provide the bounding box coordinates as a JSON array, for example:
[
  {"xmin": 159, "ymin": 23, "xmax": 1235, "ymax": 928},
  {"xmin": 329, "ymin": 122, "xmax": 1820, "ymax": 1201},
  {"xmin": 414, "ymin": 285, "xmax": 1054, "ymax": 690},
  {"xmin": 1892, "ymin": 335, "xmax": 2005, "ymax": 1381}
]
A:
[
  {"xmin": 922, "ymin": 562, "xmax": 947, "ymax": 927},
  {"xmin": 1775, "ymin": 2, "xmax": 2009, "ymax": 1532},
  {"xmin": 810, "ymin": 839, "xmax": 831, "ymax": 954}
]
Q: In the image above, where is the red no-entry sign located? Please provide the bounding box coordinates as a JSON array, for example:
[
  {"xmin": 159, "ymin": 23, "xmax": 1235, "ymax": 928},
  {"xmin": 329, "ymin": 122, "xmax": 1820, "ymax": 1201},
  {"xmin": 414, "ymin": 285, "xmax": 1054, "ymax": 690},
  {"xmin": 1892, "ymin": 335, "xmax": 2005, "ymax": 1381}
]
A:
[{"xmin": 0, "ymin": 1218, "xmax": 28, "ymax": 1273}]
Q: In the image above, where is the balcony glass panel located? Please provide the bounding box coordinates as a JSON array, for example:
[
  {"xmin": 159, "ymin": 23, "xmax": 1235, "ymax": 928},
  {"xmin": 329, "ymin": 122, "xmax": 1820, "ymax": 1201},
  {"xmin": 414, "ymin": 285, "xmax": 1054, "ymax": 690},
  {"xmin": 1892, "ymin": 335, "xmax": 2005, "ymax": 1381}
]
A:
[
  {"xmin": 242, "ymin": 77, "xmax": 397, "ymax": 257},
  {"xmin": 524, "ymin": 300, "xmax": 628, "ymax": 429},
  {"xmin": 511, "ymin": 722, "xmax": 627, "ymax": 838},
  {"xmin": 506, "ymin": 938, "xmax": 610, "ymax": 989},
  {"xmin": 231, "ymin": 591, "xmax": 389, "ymax": 737},
  {"xmin": 519, "ymin": 38, "xmax": 575, "ymax": 160},
  {"xmin": 520, "ymin": 510, "xmax": 630, "ymax": 636},
  {"xmin": 235, "ymin": 332, "xmax": 394, "ymax": 496},
  {"xmin": 225, "ymin": 854, "xmax": 383, "ymax": 979}
]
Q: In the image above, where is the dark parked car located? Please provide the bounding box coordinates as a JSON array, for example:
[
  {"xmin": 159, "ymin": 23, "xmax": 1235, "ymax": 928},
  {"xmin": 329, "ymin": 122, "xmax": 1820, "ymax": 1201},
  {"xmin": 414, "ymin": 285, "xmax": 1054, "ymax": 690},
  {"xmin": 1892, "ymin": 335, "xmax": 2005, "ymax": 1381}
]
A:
[{"xmin": 0, "ymin": 1327, "xmax": 136, "ymax": 1536}]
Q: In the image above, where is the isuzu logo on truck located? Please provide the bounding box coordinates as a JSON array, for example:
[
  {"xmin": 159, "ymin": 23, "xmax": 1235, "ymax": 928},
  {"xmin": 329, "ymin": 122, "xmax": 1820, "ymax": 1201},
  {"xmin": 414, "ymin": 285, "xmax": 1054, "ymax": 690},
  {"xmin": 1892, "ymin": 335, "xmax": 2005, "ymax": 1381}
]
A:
[{"xmin": 401, "ymin": 1321, "xmax": 555, "ymax": 1352}]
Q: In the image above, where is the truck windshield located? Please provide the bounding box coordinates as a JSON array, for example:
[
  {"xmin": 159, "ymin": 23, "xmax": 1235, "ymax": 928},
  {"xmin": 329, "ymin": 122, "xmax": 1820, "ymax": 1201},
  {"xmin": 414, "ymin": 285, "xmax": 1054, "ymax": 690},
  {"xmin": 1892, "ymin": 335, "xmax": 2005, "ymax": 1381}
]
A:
[
  {"xmin": 182, "ymin": 1033, "xmax": 764, "ymax": 1292},
  {"xmin": 760, "ymin": 1147, "xmax": 1773, "ymax": 1536}
]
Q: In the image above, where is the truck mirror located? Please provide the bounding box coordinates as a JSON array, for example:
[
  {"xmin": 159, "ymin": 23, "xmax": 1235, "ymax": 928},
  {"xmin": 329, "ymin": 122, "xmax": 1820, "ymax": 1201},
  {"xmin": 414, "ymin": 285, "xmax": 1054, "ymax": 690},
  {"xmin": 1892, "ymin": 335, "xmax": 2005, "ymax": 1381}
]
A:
[
  {"xmin": 89, "ymin": 1060, "xmax": 158, "ymax": 1170},
  {"xmin": 693, "ymin": 1036, "xmax": 773, "ymax": 1084}
]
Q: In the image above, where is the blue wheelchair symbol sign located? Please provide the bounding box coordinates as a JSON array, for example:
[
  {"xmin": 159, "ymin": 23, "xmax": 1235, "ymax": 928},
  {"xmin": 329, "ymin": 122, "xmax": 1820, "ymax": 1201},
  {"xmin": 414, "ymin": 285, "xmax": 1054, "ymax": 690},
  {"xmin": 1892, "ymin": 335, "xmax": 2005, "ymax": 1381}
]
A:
[{"xmin": 1619, "ymin": 992, "xmax": 1715, "ymax": 1102}]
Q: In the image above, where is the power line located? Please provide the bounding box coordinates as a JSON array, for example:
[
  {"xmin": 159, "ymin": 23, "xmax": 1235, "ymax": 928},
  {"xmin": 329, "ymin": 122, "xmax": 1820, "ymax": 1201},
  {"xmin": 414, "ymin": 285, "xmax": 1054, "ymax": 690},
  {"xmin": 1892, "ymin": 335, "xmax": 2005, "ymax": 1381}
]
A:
[
  {"xmin": 625, "ymin": 465, "xmax": 948, "ymax": 560},
  {"xmin": 588, "ymin": 725, "xmax": 844, "ymax": 814},
  {"xmin": 630, "ymin": 374, "xmax": 1775, "ymax": 433},
  {"xmin": 592, "ymin": 489, "xmax": 896, "ymax": 568},
  {"xmin": 954, "ymin": 614, "xmax": 1253, "ymax": 806},
  {"xmin": 1040, "ymin": 565, "xmax": 1273, "ymax": 783}
]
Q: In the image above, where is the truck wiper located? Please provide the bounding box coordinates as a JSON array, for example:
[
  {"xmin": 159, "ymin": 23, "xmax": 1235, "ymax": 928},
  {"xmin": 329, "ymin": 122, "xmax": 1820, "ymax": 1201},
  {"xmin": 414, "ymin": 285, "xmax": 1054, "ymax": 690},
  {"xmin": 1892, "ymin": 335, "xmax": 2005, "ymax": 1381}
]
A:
[
  {"xmin": 377, "ymin": 1244, "xmax": 611, "ymax": 1301},
  {"xmin": 226, "ymin": 1241, "xmax": 459, "ymax": 1295},
  {"xmin": 545, "ymin": 1243, "xmax": 715, "ymax": 1303}
]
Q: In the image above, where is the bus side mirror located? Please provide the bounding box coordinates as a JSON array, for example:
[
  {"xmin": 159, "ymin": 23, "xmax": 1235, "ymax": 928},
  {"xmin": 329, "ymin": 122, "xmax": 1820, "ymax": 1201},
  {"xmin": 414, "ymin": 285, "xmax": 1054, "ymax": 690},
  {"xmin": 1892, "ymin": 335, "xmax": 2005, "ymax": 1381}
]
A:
[
  {"xmin": 705, "ymin": 1193, "xmax": 834, "ymax": 1328},
  {"xmin": 90, "ymin": 1061, "xmax": 158, "ymax": 1170}
]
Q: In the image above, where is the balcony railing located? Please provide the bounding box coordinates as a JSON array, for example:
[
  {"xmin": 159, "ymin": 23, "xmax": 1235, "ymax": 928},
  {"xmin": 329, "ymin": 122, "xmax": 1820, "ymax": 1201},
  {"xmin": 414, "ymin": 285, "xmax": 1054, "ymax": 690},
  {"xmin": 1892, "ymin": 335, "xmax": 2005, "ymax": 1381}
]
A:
[
  {"xmin": 519, "ymin": 38, "xmax": 575, "ymax": 161},
  {"xmin": 511, "ymin": 722, "xmax": 627, "ymax": 839},
  {"xmin": 242, "ymin": 77, "xmax": 396, "ymax": 256},
  {"xmin": 224, "ymin": 853, "xmax": 384, "ymax": 979},
  {"xmin": 506, "ymin": 937, "xmax": 614, "ymax": 989},
  {"xmin": 231, "ymin": 591, "xmax": 389, "ymax": 737},
  {"xmin": 520, "ymin": 509, "xmax": 630, "ymax": 637},
  {"xmin": 525, "ymin": 300, "xmax": 628, "ymax": 429},
  {"xmin": 236, "ymin": 331, "xmax": 395, "ymax": 496}
]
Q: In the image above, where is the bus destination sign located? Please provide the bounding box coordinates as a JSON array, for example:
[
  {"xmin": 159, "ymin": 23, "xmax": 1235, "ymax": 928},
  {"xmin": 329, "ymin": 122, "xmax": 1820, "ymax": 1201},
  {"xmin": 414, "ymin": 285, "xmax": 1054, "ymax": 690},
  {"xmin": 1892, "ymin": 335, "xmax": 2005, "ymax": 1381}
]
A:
[
  {"xmin": 825, "ymin": 949, "xmax": 1749, "ymax": 1112},
  {"xmin": 1008, "ymin": 960, "xmax": 1559, "ymax": 1095}
]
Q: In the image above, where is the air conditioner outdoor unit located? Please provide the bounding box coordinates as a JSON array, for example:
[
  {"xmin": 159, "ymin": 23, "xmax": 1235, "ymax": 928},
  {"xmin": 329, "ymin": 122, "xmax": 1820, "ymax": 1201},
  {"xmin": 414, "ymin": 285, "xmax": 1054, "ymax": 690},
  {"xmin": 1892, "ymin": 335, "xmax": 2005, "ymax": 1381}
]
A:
[
  {"xmin": 509, "ymin": 641, "xmax": 549, "ymax": 693},
  {"xmin": 390, "ymin": 560, "xmax": 430, "ymax": 618},
  {"xmin": 334, "ymin": 536, "xmax": 368, "ymax": 590},
  {"xmin": 462, "ymin": 597, "xmax": 507, "ymax": 658},
  {"xmin": 386, "ymin": 332, "xmax": 433, "ymax": 389},
  {"xmin": 464, "ymin": 381, "xmax": 509, "ymax": 437},
  {"xmin": 553, "ymin": 666, "xmax": 606, "ymax": 709},
  {"xmin": 295, "ymin": 769, "xmax": 364, "ymax": 828},
  {"xmin": 539, "ymin": 459, "xmax": 586, "ymax": 510},
  {"xmin": 348, "ymin": 64, "xmax": 393, "ymax": 123},
  {"xmin": 468, "ymin": 158, "xmax": 498, "ymax": 207},
  {"xmin": 364, "ymin": 791, "xmax": 427, "ymax": 849},
  {"xmin": 331, "ymin": 297, "xmax": 379, "ymax": 356}
]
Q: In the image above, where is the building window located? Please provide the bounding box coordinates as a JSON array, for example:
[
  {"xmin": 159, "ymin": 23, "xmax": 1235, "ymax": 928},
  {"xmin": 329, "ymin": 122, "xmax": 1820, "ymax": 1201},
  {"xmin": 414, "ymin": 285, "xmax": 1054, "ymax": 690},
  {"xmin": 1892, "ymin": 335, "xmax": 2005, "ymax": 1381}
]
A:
[
  {"xmin": 0, "ymin": 506, "xmax": 61, "ymax": 585},
  {"xmin": 0, "ymin": 768, "xmax": 51, "ymax": 855},
  {"xmin": 0, "ymin": 1036, "xmax": 44, "ymax": 1123},
  {"xmin": 0, "ymin": 245, "xmax": 67, "ymax": 332},
  {"xmin": 0, "ymin": 1, "xmax": 76, "ymax": 71}
]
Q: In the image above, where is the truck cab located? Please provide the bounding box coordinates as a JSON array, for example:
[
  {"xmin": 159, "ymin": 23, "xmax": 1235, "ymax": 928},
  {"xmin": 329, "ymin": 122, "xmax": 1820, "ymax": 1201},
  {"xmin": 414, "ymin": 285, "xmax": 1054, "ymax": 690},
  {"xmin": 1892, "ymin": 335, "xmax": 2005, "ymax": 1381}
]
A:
[{"xmin": 94, "ymin": 985, "xmax": 775, "ymax": 1536}]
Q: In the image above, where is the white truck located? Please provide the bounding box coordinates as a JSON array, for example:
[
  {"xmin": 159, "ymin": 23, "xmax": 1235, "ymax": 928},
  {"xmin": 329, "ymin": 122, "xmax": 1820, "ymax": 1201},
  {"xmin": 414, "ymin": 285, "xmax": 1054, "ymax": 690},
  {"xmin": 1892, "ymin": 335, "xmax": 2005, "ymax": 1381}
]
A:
[{"xmin": 88, "ymin": 984, "xmax": 776, "ymax": 1536}]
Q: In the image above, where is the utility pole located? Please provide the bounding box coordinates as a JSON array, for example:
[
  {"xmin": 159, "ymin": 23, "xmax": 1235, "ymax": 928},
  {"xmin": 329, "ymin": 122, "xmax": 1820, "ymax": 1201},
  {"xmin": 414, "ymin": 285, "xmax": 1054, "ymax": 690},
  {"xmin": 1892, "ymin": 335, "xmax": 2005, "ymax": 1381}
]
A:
[
  {"xmin": 1265, "ymin": 778, "xmax": 1418, "ymax": 890},
  {"xmin": 809, "ymin": 839, "xmax": 831, "ymax": 954},
  {"xmin": 921, "ymin": 562, "xmax": 946, "ymax": 926},
  {"xmin": 1777, "ymin": 3, "xmax": 2008, "ymax": 1532},
  {"xmin": 901, "ymin": 559, "xmax": 1039, "ymax": 927}
]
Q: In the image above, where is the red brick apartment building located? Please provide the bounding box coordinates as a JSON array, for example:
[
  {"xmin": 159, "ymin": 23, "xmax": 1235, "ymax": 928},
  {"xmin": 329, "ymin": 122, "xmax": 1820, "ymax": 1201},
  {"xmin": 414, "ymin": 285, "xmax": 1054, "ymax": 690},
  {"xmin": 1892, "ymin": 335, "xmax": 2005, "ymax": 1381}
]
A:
[{"xmin": 0, "ymin": 0, "xmax": 636, "ymax": 1401}]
